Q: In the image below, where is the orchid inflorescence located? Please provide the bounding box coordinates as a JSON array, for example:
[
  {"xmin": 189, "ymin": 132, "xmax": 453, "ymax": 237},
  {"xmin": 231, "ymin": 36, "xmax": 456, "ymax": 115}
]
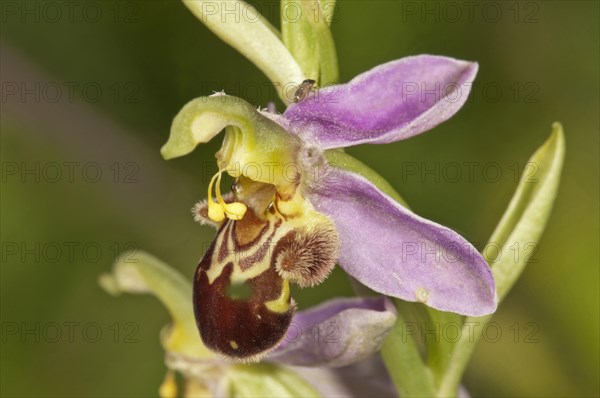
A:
[{"xmin": 100, "ymin": 1, "xmax": 564, "ymax": 397}]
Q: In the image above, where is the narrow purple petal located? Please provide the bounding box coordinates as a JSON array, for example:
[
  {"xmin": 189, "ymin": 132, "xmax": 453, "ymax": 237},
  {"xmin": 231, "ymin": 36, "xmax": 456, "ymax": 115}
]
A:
[
  {"xmin": 306, "ymin": 167, "xmax": 497, "ymax": 316},
  {"xmin": 268, "ymin": 297, "xmax": 396, "ymax": 367},
  {"xmin": 283, "ymin": 55, "xmax": 478, "ymax": 149}
]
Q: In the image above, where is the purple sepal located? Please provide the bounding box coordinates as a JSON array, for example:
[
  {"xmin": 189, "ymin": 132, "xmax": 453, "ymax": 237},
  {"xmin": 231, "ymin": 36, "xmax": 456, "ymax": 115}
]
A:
[
  {"xmin": 306, "ymin": 167, "xmax": 497, "ymax": 316},
  {"xmin": 284, "ymin": 55, "xmax": 478, "ymax": 149}
]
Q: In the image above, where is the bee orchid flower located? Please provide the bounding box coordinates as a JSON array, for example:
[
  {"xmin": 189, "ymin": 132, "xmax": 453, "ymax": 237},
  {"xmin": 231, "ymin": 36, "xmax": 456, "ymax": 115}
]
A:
[{"xmin": 161, "ymin": 55, "xmax": 497, "ymax": 362}]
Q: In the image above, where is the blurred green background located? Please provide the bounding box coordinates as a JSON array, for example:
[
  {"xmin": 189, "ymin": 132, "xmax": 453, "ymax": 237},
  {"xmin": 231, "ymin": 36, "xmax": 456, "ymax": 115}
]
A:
[{"xmin": 1, "ymin": 1, "xmax": 598, "ymax": 396}]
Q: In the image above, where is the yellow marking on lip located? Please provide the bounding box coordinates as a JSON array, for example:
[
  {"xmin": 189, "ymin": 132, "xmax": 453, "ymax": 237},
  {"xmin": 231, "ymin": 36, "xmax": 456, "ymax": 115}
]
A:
[
  {"xmin": 206, "ymin": 220, "xmax": 232, "ymax": 285},
  {"xmin": 159, "ymin": 370, "xmax": 177, "ymax": 398},
  {"xmin": 265, "ymin": 279, "xmax": 291, "ymax": 314},
  {"xmin": 206, "ymin": 219, "xmax": 274, "ymax": 285}
]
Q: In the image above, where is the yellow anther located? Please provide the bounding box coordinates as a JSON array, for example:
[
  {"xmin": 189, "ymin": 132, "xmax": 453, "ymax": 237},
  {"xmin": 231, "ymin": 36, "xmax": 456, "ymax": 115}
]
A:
[
  {"xmin": 215, "ymin": 169, "xmax": 247, "ymax": 220},
  {"xmin": 207, "ymin": 204, "xmax": 225, "ymax": 222},
  {"xmin": 224, "ymin": 202, "xmax": 247, "ymax": 220},
  {"xmin": 207, "ymin": 172, "xmax": 226, "ymax": 222},
  {"xmin": 207, "ymin": 169, "xmax": 247, "ymax": 222}
]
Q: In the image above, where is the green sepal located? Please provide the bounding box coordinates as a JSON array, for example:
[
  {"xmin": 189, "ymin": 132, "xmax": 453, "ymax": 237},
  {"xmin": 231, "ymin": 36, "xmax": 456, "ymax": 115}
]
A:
[
  {"xmin": 99, "ymin": 251, "xmax": 211, "ymax": 359},
  {"xmin": 182, "ymin": 0, "xmax": 305, "ymax": 103},
  {"xmin": 281, "ymin": 0, "xmax": 338, "ymax": 86},
  {"xmin": 223, "ymin": 363, "xmax": 322, "ymax": 397},
  {"xmin": 319, "ymin": 0, "xmax": 336, "ymax": 26}
]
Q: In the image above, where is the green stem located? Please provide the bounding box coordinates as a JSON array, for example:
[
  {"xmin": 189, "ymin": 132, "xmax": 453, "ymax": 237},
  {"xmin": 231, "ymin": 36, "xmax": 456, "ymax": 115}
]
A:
[
  {"xmin": 381, "ymin": 300, "xmax": 437, "ymax": 397},
  {"xmin": 436, "ymin": 315, "xmax": 490, "ymax": 397},
  {"xmin": 423, "ymin": 307, "xmax": 462, "ymax": 385}
]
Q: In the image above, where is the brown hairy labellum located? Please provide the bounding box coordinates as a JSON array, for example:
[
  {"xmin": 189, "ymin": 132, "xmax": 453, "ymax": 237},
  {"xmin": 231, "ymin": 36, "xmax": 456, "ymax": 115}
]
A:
[{"xmin": 193, "ymin": 205, "xmax": 294, "ymax": 362}]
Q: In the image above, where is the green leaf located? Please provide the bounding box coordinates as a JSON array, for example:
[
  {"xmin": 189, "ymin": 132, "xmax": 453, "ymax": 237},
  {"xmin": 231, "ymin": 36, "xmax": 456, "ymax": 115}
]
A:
[
  {"xmin": 487, "ymin": 122, "xmax": 566, "ymax": 300},
  {"xmin": 281, "ymin": 0, "xmax": 338, "ymax": 86},
  {"xmin": 224, "ymin": 364, "xmax": 322, "ymax": 397},
  {"xmin": 182, "ymin": 0, "xmax": 305, "ymax": 103},
  {"xmin": 99, "ymin": 251, "xmax": 211, "ymax": 359},
  {"xmin": 435, "ymin": 123, "xmax": 566, "ymax": 396}
]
